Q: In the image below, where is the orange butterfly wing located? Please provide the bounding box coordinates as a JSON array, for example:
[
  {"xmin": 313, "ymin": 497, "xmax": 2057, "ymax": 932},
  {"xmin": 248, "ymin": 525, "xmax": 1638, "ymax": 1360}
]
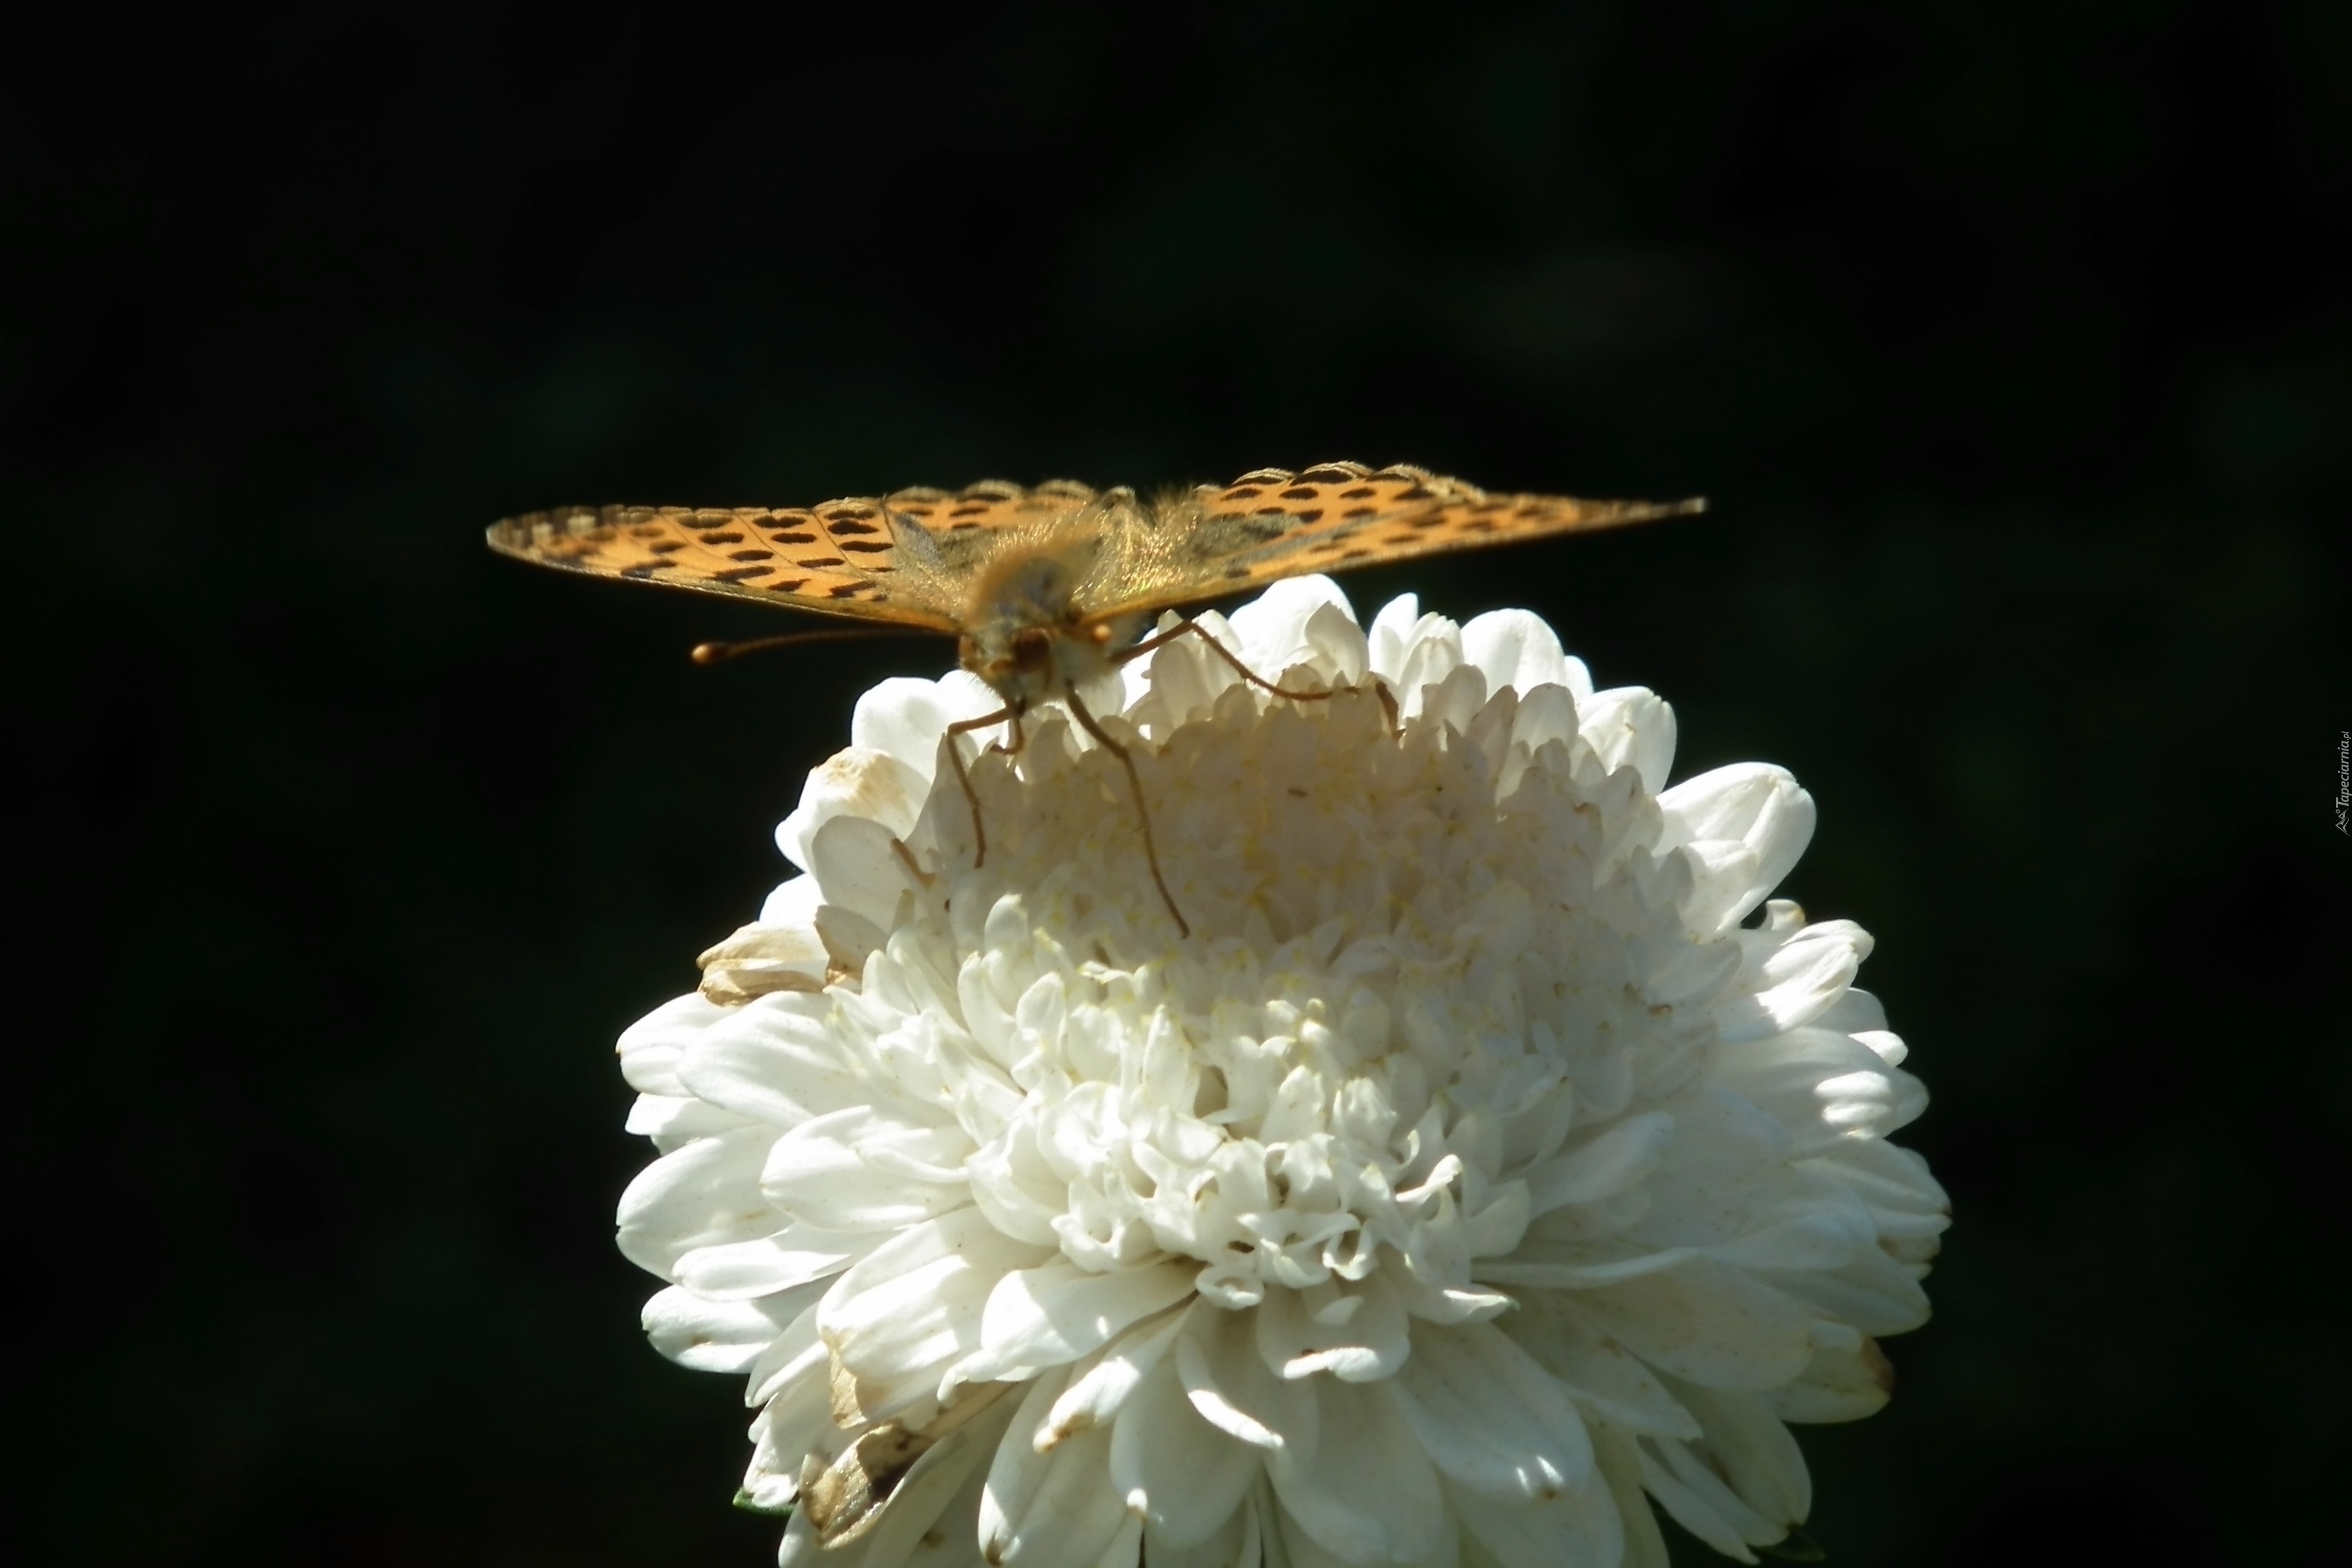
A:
[
  {"xmin": 1081, "ymin": 461, "xmax": 1704, "ymax": 620},
  {"xmin": 484, "ymin": 479, "xmax": 1106, "ymax": 631}
]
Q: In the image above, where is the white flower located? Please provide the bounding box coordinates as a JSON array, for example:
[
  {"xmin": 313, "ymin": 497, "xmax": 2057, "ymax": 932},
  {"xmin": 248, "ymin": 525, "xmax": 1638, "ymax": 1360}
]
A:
[{"xmin": 614, "ymin": 578, "xmax": 1948, "ymax": 1568}]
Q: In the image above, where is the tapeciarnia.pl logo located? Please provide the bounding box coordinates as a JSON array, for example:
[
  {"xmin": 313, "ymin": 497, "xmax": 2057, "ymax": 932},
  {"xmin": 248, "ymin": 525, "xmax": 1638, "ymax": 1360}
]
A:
[{"xmin": 2336, "ymin": 730, "xmax": 2349, "ymax": 834}]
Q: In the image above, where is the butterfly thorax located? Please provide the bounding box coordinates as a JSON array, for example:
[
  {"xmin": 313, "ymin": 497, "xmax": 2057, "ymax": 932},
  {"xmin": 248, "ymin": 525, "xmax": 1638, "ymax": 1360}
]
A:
[{"xmin": 956, "ymin": 526, "xmax": 1134, "ymax": 711}]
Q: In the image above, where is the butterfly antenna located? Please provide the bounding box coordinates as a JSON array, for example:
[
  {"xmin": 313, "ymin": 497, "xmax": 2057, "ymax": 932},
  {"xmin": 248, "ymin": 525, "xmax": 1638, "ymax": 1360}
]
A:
[{"xmin": 691, "ymin": 627, "xmax": 946, "ymax": 665}]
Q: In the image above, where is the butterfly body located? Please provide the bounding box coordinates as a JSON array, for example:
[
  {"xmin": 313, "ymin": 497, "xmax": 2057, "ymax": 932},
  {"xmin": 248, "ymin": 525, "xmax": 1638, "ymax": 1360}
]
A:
[{"xmin": 949, "ymin": 494, "xmax": 1140, "ymax": 713}]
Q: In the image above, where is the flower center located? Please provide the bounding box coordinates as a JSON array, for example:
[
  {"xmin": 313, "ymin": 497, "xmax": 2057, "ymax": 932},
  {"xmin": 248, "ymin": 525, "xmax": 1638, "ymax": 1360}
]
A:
[{"xmin": 911, "ymin": 631, "xmax": 1677, "ymax": 1322}]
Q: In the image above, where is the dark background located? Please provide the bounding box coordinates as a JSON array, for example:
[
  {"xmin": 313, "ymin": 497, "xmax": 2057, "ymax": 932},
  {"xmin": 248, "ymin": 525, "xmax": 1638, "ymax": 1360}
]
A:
[{"xmin": 8, "ymin": 3, "xmax": 2347, "ymax": 1563}]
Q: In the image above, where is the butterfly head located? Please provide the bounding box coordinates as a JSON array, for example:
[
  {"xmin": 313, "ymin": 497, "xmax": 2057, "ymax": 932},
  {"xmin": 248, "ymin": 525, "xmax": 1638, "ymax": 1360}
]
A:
[
  {"xmin": 957, "ymin": 529, "xmax": 1130, "ymax": 711},
  {"xmin": 960, "ymin": 612, "xmax": 1127, "ymax": 713}
]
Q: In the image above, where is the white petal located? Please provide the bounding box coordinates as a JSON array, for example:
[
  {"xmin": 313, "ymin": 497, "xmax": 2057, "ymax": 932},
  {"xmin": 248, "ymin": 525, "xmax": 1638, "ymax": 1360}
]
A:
[
  {"xmin": 951, "ymin": 1259, "xmax": 1197, "ymax": 1387},
  {"xmin": 1666, "ymin": 1378, "xmax": 1812, "ymax": 1530},
  {"xmin": 1229, "ymin": 575, "xmax": 1360, "ymax": 681},
  {"xmin": 1447, "ymin": 1474, "xmax": 1623, "ymax": 1568},
  {"xmin": 1812, "ymin": 984, "xmax": 1891, "ymax": 1041},
  {"xmin": 761, "ymin": 1106, "xmax": 975, "ymax": 1230},
  {"xmin": 1254, "ymin": 1275, "xmax": 1410, "ymax": 1382},
  {"xmin": 850, "ymin": 674, "xmax": 997, "ymax": 778},
  {"xmin": 641, "ymin": 1282, "xmax": 817, "ymax": 1373},
  {"xmin": 776, "ymin": 743, "xmax": 932, "ymax": 872},
  {"xmin": 1578, "ymin": 687, "xmax": 1675, "ymax": 793},
  {"xmin": 1365, "ymin": 594, "xmax": 1424, "ymax": 678},
  {"xmin": 747, "ymin": 1298, "xmax": 830, "ymax": 1406},
  {"xmin": 1803, "ymin": 1137, "xmax": 1950, "ymax": 1235},
  {"xmin": 758, "ymin": 871, "xmax": 823, "ymax": 928},
  {"xmin": 1478, "ymin": 1248, "xmax": 1700, "ymax": 1290},
  {"xmin": 1110, "ymin": 1351, "xmax": 1260, "ymax": 1548},
  {"xmin": 856, "ymin": 1396, "xmax": 1015, "ymax": 1568},
  {"xmin": 1637, "ymin": 1436, "xmax": 1770, "ymax": 1561},
  {"xmin": 614, "ymin": 1125, "xmax": 780, "ymax": 1279},
  {"xmin": 1274, "ymin": 1498, "xmax": 1360, "ymax": 1568},
  {"xmin": 1268, "ymin": 1378, "xmax": 1450, "ymax": 1568},
  {"xmin": 979, "ymin": 1369, "xmax": 1134, "ymax": 1568},
  {"xmin": 616, "ymin": 991, "xmax": 734, "ymax": 1098},
  {"xmin": 1043, "ymin": 1304, "xmax": 1192, "ymax": 1446},
  {"xmin": 1754, "ymin": 1245, "xmax": 1932, "ymax": 1336},
  {"xmin": 1716, "ymin": 921, "xmax": 1870, "ymax": 1041},
  {"xmin": 1656, "ymin": 764, "xmax": 1815, "ymax": 934},
  {"xmin": 1500, "ymin": 1295, "xmax": 1703, "ymax": 1440},
  {"xmin": 1573, "ymin": 1259, "xmax": 1815, "ymax": 1391},
  {"xmin": 1144, "ymin": 1496, "xmax": 1260, "ymax": 1568},
  {"xmin": 674, "ymin": 995, "xmax": 881, "ymax": 1126},
  {"xmin": 1758, "ymin": 1332, "xmax": 1895, "ymax": 1424},
  {"xmin": 1384, "ymin": 612, "xmax": 1465, "ymax": 717},
  {"xmin": 1712, "ymin": 1026, "xmax": 1926, "ymax": 1152},
  {"xmin": 1175, "ymin": 1304, "xmax": 1316, "ymax": 1455},
  {"xmin": 1521, "ymin": 1112, "xmax": 1674, "ymax": 1215},
  {"xmin": 890, "ymin": 1440, "xmax": 999, "ymax": 1568},
  {"xmin": 624, "ymin": 1092, "xmax": 754, "ymax": 1144},
  {"xmin": 674, "ymin": 1224, "xmax": 881, "ymax": 1301},
  {"xmin": 1591, "ymin": 1428, "xmax": 1673, "ymax": 1568},
  {"xmin": 1461, "ymin": 609, "xmax": 1570, "ymax": 698},
  {"xmin": 807, "ymin": 812, "xmax": 916, "ymax": 930},
  {"xmin": 1389, "ymin": 1320, "xmax": 1593, "ymax": 1498},
  {"xmin": 744, "ymin": 1366, "xmax": 829, "ymax": 1511},
  {"xmin": 820, "ymin": 1208, "xmax": 1053, "ymax": 1419}
]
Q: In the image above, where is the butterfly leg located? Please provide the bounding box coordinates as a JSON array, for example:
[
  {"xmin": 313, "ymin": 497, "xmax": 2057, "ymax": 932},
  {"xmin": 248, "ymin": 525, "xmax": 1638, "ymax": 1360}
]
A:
[
  {"xmin": 1116, "ymin": 618, "xmax": 1400, "ymax": 732},
  {"xmin": 943, "ymin": 706, "xmax": 1018, "ymax": 869},
  {"xmin": 1063, "ymin": 691, "xmax": 1190, "ymax": 939}
]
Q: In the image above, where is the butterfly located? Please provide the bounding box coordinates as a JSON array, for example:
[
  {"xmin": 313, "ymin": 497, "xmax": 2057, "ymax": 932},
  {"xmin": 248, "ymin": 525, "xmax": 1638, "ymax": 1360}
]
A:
[{"xmin": 487, "ymin": 460, "xmax": 1702, "ymax": 935}]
